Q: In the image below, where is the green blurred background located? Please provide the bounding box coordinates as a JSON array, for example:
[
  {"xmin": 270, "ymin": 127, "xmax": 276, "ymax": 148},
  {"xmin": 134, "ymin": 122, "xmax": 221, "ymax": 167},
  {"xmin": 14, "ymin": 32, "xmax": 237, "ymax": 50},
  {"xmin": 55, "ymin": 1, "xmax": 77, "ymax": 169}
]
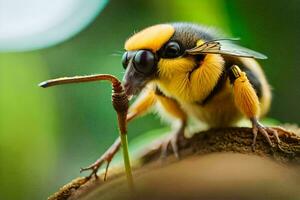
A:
[{"xmin": 0, "ymin": 0, "xmax": 299, "ymax": 199}]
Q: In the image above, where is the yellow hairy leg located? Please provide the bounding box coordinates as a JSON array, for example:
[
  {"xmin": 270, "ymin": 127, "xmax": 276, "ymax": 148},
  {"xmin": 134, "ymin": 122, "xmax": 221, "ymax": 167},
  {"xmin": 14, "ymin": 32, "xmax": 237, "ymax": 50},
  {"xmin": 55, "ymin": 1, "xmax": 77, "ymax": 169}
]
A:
[
  {"xmin": 156, "ymin": 95, "xmax": 187, "ymax": 122},
  {"xmin": 230, "ymin": 65, "xmax": 280, "ymax": 149},
  {"xmin": 238, "ymin": 58, "xmax": 272, "ymax": 116},
  {"xmin": 231, "ymin": 65, "xmax": 260, "ymax": 118},
  {"xmin": 155, "ymin": 94, "xmax": 187, "ymax": 159},
  {"xmin": 127, "ymin": 88, "xmax": 157, "ymax": 121}
]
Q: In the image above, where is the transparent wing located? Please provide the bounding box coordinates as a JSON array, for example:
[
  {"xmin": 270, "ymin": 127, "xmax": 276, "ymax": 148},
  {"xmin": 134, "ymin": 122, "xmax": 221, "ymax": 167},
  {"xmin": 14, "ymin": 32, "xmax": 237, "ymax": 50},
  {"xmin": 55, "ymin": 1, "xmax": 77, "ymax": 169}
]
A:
[{"xmin": 186, "ymin": 39, "xmax": 267, "ymax": 60}]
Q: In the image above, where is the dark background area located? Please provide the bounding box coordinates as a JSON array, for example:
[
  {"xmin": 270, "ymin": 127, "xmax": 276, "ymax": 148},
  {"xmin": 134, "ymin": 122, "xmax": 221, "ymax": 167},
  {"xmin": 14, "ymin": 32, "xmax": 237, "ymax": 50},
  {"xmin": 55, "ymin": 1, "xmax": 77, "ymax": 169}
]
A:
[{"xmin": 0, "ymin": 0, "xmax": 299, "ymax": 199}]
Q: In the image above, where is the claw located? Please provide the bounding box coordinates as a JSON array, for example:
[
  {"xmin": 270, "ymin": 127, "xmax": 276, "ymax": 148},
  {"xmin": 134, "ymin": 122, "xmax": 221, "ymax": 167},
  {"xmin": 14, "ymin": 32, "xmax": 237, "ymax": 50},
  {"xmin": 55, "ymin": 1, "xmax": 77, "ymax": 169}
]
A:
[
  {"xmin": 266, "ymin": 127, "xmax": 280, "ymax": 143},
  {"xmin": 80, "ymin": 137, "xmax": 121, "ymax": 180},
  {"xmin": 252, "ymin": 125, "xmax": 258, "ymax": 150},
  {"xmin": 251, "ymin": 118, "xmax": 281, "ymax": 151},
  {"xmin": 103, "ymin": 161, "xmax": 111, "ymax": 181},
  {"xmin": 170, "ymin": 135, "xmax": 180, "ymax": 159},
  {"xmin": 80, "ymin": 158, "xmax": 106, "ymax": 179},
  {"xmin": 159, "ymin": 123, "xmax": 185, "ymax": 161},
  {"xmin": 160, "ymin": 137, "xmax": 169, "ymax": 160},
  {"xmin": 160, "ymin": 134, "xmax": 180, "ymax": 160}
]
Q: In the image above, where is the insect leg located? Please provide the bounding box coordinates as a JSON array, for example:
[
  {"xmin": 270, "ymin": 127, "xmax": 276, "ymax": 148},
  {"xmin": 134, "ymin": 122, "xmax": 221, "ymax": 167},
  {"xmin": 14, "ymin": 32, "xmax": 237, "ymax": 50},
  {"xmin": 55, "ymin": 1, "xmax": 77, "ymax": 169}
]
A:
[
  {"xmin": 80, "ymin": 137, "xmax": 121, "ymax": 179},
  {"xmin": 80, "ymin": 87, "xmax": 156, "ymax": 179},
  {"xmin": 154, "ymin": 94, "xmax": 187, "ymax": 160},
  {"xmin": 229, "ymin": 65, "xmax": 280, "ymax": 150}
]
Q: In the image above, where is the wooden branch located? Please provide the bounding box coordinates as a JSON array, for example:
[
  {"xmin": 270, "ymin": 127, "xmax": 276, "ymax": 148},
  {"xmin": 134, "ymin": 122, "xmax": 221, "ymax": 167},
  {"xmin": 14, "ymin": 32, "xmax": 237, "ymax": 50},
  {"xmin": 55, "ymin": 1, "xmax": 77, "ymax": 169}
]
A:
[
  {"xmin": 48, "ymin": 125, "xmax": 300, "ymax": 200},
  {"xmin": 142, "ymin": 126, "xmax": 300, "ymax": 164}
]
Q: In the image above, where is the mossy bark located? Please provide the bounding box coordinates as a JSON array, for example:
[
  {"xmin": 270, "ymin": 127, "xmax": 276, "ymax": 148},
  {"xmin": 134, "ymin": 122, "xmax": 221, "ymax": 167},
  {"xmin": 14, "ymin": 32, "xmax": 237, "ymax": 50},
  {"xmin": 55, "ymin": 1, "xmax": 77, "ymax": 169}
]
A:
[
  {"xmin": 48, "ymin": 126, "xmax": 300, "ymax": 200},
  {"xmin": 142, "ymin": 126, "xmax": 300, "ymax": 164}
]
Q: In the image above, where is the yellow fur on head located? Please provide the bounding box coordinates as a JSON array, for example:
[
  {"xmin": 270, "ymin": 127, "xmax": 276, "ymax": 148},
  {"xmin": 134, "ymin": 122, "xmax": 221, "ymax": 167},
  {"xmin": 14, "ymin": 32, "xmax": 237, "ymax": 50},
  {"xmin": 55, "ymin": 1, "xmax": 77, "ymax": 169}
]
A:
[
  {"xmin": 125, "ymin": 24, "xmax": 175, "ymax": 52},
  {"xmin": 156, "ymin": 54, "xmax": 225, "ymax": 103}
]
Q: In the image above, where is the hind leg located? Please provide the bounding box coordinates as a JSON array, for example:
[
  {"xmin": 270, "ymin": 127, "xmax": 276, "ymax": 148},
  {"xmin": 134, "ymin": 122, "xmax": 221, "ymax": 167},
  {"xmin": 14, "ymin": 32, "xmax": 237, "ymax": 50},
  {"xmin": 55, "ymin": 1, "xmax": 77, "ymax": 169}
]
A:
[{"xmin": 230, "ymin": 65, "xmax": 280, "ymax": 150}]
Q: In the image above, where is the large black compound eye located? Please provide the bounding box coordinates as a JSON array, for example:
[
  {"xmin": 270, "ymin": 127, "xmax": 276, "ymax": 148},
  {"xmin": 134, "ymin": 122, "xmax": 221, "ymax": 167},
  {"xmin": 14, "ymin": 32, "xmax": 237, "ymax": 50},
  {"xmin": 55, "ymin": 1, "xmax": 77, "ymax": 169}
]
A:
[
  {"xmin": 133, "ymin": 50, "xmax": 156, "ymax": 75},
  {"xmin": 161, "ymin": 41, "xmax": 183, "ymax": 58},
  {"xmin": 122, "ymin": 52, "xmax": 129, "ymax": 69},
  {"xmin": 122, "ymin": 51, "xmax": 136, "ymax": 69}
]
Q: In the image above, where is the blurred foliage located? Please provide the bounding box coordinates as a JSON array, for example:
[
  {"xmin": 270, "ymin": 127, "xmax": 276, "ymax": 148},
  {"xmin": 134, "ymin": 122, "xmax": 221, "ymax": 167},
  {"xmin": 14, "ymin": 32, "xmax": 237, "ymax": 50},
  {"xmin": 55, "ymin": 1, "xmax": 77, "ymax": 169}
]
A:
[
  {"xmin": 0, "ymin": 0, "xmax": 299, "ymax": 199},
  {"xmin": 0, "ymin": 53, "xmax": 57, "ymax": 199}
]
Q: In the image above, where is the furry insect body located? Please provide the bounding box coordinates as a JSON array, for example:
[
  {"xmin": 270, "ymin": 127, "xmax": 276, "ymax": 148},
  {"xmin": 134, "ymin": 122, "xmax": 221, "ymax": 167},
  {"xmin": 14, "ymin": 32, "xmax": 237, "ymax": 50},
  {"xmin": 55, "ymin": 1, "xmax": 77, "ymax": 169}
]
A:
[
  {"xmin": 123, "ymin": 22, "xmax": 277, "ymax": 152},
  {"xmin": 154, "ymin": 55, "xmax": 270, "ymax": 127},
  {"xmin": 124, "ymin": 23, "xmax": 270, "ymax": 127}
]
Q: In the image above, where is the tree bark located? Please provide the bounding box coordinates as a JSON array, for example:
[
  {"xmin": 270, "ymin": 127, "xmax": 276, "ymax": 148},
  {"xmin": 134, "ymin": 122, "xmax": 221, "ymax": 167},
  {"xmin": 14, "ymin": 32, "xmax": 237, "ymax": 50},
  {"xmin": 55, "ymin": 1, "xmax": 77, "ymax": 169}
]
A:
[{"xmin": 48, "ymin": 126, "xmax": 300, "ymax": 200}]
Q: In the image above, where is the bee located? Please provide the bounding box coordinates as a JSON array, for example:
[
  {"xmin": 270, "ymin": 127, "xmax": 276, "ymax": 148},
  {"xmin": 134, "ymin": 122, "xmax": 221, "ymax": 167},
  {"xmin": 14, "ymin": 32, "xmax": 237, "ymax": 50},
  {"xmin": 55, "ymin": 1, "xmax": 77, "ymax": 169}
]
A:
[
  {"xmin": 121, "ymin": 22, "xmax": 279, "ymax": 157},
  {"xmin": 40, "ymin": 22, "xmax": 281, "ymax": 179}
]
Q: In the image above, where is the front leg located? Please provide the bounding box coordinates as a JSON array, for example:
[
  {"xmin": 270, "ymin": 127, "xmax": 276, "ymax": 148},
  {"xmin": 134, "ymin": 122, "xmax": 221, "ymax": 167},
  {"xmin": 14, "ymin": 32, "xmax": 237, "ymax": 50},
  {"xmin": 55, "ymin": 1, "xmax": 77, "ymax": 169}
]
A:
[
  {"xmin": 81, "ymin": 88, "xmax": 156, "ymax": 179},
  {"xmin": 154, "ymin": 92, "xmax": 187, "ymax": 159},
  {"xmin": 229, "ymin": 65, "xmax": 280, "ymax": 150},
  {"xmin": 80, "ymin": 137, "xmax": 121, "ymax": 180},
  {"xmin": 159, "ymin": 120, "xmax": 186, "ymax": 160}
]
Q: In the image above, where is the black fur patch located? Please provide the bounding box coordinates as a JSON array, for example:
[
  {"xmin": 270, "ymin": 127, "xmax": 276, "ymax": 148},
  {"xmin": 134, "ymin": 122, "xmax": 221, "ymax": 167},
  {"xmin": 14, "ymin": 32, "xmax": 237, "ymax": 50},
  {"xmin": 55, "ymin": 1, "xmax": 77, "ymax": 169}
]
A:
[
  {"xmin": 170, "ymin": 23, "xmax": 220, "ymax": 51},
  {"xmin": 155, "ymin": 86, "xmax": 165, "ymax": 96},
  {"xmin": 199, "ymin": 57, "xmax": 263, "ymax": 105},
  {"xmin": 201, "ymin": 71, "xmax": 227, "ymax": 105}
]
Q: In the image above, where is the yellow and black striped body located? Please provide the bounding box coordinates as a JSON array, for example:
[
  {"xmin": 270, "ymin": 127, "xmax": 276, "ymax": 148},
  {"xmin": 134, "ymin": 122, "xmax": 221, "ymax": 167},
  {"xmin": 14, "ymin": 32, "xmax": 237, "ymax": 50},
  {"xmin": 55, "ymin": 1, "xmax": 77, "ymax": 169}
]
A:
[
  {"xmin": 150, "ymin": 56, "xmax": 271, "ymax": 128},
  {"xmin": 124, "ymin": 23, "xmax": 271, "ymax": 129}
]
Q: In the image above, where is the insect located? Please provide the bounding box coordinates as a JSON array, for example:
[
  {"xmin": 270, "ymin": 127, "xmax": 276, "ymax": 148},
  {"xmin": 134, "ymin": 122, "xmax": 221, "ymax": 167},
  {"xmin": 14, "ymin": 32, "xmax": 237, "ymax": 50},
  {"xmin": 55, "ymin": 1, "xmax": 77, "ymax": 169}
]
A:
[{"xmin": 40, "ymin": 22, "xmax": 281, "ymax": 180}]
